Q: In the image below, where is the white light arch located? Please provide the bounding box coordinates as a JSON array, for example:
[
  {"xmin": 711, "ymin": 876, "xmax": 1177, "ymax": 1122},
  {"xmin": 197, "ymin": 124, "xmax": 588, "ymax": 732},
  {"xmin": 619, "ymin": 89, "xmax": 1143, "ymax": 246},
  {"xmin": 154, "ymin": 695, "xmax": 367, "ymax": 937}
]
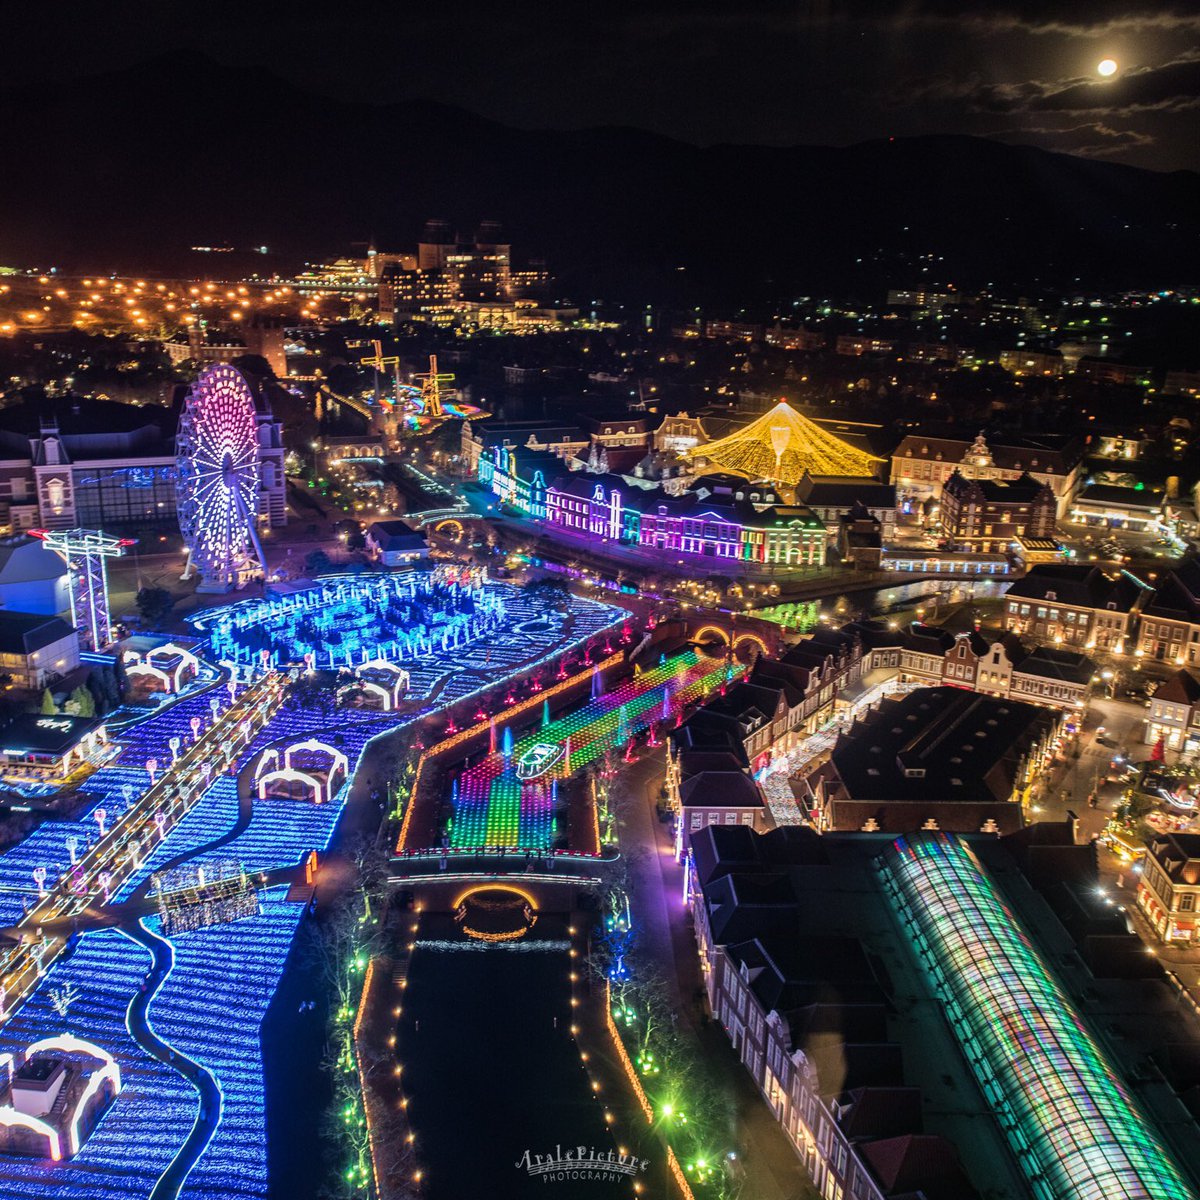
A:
[{"xmin": 256, "ymin": 738, "xmax": 349, "ymax": 803}]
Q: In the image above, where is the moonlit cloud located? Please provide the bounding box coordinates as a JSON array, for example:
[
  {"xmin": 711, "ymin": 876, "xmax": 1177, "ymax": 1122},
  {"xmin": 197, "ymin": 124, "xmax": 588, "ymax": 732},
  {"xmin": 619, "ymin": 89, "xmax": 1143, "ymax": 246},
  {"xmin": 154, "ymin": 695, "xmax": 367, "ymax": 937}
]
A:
[
  {"xmin": 984, "ymin": 120, "xmax": 1157, "ymax": 157},
  {"xmin": 937, "ymin": 53, "xmax": 1200, "ymax": 116}
]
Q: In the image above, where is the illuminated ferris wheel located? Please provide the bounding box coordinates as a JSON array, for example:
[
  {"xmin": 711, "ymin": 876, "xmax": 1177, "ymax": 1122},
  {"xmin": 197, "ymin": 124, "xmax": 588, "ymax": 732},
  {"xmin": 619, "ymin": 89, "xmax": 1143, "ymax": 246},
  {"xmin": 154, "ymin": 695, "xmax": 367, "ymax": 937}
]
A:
[{"xmin": 176, "ymin": 363, "xmax": 267, "ymax": 593}]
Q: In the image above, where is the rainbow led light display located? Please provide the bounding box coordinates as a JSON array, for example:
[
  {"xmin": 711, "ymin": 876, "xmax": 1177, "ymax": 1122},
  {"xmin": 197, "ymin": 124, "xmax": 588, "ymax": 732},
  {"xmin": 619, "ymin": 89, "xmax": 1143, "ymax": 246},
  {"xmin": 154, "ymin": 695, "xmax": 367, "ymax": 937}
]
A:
[
  {"xmin": 176, "ymin": 364, "xmax": 267, "ymax": 591},
  {"xmin": 451, "ymin": 651, "xmax": 741, "ymax": 849},
  {"xmin": 881, "ymin": 832, "xmax": 1197, "ymax": 1200}
]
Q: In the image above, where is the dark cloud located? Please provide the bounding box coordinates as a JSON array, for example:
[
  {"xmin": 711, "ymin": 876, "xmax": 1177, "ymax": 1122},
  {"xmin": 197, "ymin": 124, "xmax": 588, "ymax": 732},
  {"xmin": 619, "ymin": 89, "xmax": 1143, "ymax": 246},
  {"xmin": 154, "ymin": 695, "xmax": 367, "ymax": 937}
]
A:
[
  {"xmin": 1032, "ymin": 53, "xmax": 1200, "ymax": 112},
  {"xmin": 1, "ymin": 1, "xmax": 1198, "ymax": 170},
  {"xmin": 875, "ymin": 1, "xmax": 1200, "ymax": 36},
  {"xmin": 985, "ymin": 119, "xmax": 1157, "ymax": 156}
]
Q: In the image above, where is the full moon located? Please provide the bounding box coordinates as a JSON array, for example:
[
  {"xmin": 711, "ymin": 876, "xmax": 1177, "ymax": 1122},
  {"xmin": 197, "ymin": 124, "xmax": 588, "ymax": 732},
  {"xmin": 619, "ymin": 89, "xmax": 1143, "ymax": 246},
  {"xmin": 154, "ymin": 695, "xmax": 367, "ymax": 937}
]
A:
[{"xmin": 1097, "ymin": 58, "xmax": 1118, "ymax": 76}]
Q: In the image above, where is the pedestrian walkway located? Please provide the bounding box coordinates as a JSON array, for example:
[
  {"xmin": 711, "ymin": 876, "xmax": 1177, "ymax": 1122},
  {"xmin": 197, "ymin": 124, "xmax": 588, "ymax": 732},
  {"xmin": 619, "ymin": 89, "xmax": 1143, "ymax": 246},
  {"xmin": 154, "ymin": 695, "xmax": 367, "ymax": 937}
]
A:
[{"xmin": 618, "ymin": 753, "xmax": 816, "ymax": 1200}]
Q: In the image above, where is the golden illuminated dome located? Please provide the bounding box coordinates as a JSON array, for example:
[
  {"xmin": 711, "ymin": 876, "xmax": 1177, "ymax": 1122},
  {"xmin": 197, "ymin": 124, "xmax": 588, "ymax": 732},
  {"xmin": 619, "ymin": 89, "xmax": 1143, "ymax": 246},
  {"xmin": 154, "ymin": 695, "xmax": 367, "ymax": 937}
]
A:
[{"xmin": 690, "ymin": 400, "xmax": 882, "ymax": 484}]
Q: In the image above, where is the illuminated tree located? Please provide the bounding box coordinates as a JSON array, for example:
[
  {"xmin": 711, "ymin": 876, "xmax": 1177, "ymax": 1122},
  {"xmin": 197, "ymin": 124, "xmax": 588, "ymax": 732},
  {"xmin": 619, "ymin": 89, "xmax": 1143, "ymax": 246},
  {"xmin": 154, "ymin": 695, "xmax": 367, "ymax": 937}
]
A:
[
  {"xmin": 692, "ymin": 399, "xmax": 882, "ymax": 484},
  {"xmin": 48, "ymin": 982, "xmax": 80, "ymax": 1024}
]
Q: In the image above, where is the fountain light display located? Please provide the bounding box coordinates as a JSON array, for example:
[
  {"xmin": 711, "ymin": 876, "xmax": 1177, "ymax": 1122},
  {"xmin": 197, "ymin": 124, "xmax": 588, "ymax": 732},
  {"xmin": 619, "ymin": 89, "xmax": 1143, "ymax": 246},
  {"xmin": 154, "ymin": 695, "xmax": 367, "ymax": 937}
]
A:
[
  {"xmin": 450, "ymin": 650, "xmax": 740, "ymax": 849},
  {"xmin": 195, "ymin": 567, "xmax": 499, "ymax": 668}
]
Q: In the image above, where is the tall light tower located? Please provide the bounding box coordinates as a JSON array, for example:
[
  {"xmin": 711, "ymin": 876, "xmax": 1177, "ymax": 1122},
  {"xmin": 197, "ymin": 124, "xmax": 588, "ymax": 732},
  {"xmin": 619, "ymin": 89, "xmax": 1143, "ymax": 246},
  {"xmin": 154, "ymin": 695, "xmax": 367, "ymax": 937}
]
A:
[{"xmin": 36, "ymin": 528, "xmax": 134, "ymax": 651}]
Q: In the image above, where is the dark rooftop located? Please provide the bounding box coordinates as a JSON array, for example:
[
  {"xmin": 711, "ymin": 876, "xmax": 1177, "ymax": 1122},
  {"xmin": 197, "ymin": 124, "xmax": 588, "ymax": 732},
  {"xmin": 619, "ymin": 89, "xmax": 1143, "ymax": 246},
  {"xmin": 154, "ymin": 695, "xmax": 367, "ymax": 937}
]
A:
[
  {"xmin": 1004, "ymin": 563, "xmax": 1150, "ymax": 612},
  {"xmin": 0, "ymin": 611, "xmax": 76, "ymax": 655},
  {"xmin": 0, "ymin": 713, "xmax": 102, "ymax": 756},
  {"xmin": 828, "ymin": 686, "xmax": 1056, "ymax": 807}
]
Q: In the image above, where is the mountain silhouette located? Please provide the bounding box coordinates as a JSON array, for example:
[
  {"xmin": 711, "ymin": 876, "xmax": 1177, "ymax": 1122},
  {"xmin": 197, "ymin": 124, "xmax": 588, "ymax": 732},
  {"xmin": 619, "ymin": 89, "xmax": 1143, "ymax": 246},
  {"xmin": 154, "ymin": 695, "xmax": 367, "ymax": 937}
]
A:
[{"xmin": 3, "ymin": 51, "xmax": 1198, "ymax": 302}]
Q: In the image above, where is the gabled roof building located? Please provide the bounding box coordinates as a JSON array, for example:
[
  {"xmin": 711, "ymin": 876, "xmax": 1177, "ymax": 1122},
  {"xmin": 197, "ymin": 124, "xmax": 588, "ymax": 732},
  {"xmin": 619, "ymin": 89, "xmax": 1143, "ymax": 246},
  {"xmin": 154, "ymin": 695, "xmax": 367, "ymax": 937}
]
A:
[{"xmin": 478, "ymin": 442, "xmax": 827, "ymax": 567}]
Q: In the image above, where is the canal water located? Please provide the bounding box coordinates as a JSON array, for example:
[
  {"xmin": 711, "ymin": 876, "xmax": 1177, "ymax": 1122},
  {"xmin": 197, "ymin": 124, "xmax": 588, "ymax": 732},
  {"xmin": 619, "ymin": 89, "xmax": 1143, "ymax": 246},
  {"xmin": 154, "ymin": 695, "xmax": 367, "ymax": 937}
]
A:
[
  {"xmin": 400, "ymin": 913, "xmax": 623, "ymax": 1199},
  {"xmin": 754, "ymin": 577, "xmax": 1012, "ymax": 631}
]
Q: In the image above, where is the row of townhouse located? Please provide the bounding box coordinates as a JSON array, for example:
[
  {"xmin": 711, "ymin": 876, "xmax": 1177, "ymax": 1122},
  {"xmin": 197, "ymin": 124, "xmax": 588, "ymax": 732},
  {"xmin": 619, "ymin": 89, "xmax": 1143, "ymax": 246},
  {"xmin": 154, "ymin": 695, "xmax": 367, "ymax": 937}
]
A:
[
  {"xmin": 667, "ymin": 618, "xmax": 1091, "ymax": 837},
  {"xmin": 687, "ymin": 825, "xmax": 981, "ymax": 1200},
  {"xmin": 848, "ymin": 620, "xmax": 1096, "ymax": 711},
  {"xmin": 478, "ymin": 443, "xmax": 828, "ymax": 566},
  {"xmin": 1002, "ymin": 562, "xmax": 1153, "ymax": 653},
  {"xmin": 670, "ymin": 626, "xmax": 866, "ymax": 775}
]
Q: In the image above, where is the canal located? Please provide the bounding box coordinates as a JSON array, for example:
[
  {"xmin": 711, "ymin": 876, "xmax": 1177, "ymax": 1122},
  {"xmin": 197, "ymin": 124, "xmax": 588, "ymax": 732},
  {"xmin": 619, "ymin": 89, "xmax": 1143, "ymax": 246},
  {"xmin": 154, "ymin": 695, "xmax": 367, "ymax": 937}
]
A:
[
  {"xmin": 754, "ymin": 576, "xmax": 1012, "ymax": 632},
  {"xmin": 399, "ymin": 911, "xmax": 626, "ymax": 1199}
]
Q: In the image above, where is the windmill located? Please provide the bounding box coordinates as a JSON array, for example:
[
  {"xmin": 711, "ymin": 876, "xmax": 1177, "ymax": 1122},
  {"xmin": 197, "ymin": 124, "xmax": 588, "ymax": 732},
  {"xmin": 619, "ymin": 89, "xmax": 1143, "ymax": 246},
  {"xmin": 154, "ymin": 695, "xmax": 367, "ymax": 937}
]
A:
[
  {"xmin": 359, "ymin": 339, "xmax": 402, "ymax": 408},
  {"xmin": 415, "ymin": 354, "xmax": 456, "ymax": 419}
]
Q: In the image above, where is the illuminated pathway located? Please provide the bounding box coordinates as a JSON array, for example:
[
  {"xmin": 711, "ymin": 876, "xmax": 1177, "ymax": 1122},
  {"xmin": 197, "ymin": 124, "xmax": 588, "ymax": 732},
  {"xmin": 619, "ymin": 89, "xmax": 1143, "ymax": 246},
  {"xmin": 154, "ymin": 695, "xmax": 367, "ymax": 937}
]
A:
[
  {"xmin": 451, "ymin": 650, "xmax": 740, "ymax": 849},
  {"xmin": 757, "ymin": 676, "xmax": 927, "ymax": 826},
  {"xmin": 121, "ymin": 921, "xmax": 223, "ymax": 1200},
  {"xmin": 0, "ymin": 674, "xmax": 287, "ymax": 1014}
]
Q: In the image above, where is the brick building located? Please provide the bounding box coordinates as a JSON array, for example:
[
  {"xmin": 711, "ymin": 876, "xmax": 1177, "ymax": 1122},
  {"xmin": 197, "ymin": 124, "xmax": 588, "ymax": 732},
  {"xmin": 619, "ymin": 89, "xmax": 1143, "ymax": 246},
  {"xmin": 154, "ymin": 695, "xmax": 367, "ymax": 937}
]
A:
[{"xmin": 939, "ymin": 470, "xmax": 1056, "ymax": 553}]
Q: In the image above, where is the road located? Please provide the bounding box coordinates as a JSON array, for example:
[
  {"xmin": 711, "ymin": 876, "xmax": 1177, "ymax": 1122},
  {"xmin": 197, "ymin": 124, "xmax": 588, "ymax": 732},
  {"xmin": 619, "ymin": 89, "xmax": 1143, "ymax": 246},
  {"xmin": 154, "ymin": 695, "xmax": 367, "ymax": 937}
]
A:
[{"xmin": 616, "ymin": 749, "xmax": 818, "ymax": 1200}]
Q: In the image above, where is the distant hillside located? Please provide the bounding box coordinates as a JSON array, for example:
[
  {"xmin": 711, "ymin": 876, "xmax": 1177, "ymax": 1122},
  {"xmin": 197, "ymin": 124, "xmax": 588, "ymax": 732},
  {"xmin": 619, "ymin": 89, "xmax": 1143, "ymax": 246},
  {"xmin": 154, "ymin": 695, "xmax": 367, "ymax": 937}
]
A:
[{"xmin": 3, "ymin": 51, "xmax": 1199, "ymax": 302}]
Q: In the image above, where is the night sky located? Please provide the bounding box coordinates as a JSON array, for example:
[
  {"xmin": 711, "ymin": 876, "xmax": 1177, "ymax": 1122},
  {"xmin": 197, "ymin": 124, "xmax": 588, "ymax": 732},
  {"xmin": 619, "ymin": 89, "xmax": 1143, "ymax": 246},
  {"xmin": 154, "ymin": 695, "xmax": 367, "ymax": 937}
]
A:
[{"xmin": 10, "ymin": 1, "xmax": 1200, "ymax": 171}]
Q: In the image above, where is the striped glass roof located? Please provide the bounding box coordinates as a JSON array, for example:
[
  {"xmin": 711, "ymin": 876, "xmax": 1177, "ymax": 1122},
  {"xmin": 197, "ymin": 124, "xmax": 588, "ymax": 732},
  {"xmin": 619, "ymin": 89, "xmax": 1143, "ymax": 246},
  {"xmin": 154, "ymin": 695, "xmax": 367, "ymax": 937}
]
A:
[{"xmin": 881, "ymin": 831, "xmax": 1196, "ymax": 1200}]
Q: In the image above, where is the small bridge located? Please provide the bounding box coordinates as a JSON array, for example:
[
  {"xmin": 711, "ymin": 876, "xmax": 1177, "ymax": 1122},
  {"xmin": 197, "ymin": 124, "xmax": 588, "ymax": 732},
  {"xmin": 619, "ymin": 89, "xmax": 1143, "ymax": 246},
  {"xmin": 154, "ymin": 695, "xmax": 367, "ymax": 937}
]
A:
[
  {"xmin": 681, "ymin": 613, "xmax": 782, "ymax": 659},
  {"xmin": 409, "ymin": 509, "xmax": 483, "ymax": 540}
]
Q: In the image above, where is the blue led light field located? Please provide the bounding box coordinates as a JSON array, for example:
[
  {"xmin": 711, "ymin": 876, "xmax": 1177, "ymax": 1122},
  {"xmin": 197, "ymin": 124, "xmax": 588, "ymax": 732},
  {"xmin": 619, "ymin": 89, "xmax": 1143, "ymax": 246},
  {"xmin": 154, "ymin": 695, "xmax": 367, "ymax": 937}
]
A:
[
  {"xmin": 0, "ymin": 766, "xmax": 150, "ymax": 924},
  {"xmin": 0, "ymin": 929, "xmax": 195, "ymax": 1200},
  {"xmin": 145, "ymin": 889, "xmax": 306, "ymax": 1200}
]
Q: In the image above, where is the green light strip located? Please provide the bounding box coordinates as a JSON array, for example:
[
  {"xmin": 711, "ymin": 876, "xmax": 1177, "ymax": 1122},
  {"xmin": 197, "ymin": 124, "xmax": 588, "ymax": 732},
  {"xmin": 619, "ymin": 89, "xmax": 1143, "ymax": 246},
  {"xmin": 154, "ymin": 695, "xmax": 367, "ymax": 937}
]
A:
[{"xmin": 881, "ymin": 832, "xmax": 1196, "ymax": 1200}]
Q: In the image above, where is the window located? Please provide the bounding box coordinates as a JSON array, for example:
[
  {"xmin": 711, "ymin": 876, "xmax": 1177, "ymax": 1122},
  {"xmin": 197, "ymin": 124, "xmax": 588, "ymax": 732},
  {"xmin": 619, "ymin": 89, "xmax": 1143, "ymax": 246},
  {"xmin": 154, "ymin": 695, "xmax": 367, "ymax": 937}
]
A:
[{"xmin": 1181, "ymin": 893, "xmax": 1195, "ymax": 912}]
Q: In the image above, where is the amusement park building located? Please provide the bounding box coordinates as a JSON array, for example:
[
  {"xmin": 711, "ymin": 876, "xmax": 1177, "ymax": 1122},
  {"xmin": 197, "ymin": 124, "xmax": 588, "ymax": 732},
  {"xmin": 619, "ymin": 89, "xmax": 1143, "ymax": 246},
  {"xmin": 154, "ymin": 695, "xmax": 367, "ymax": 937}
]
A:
[
  {"xmin": 364, "ymin": 521, "xmax": 430, "ymax": 567},
  {"xmin": 808, "ymin": 687, "xmax": 1062, "ymax": 834},
  {"xmin": 478, "ymin": 444, "xmax": 827, "ymax": 567},
  {"xmin": 461, "ymin": 419, "xmax": 588, "ymax": 475},
  {"xmin": 671, "ymin": 627, "xmax": 866, "ymax": 772},
  {"xmin": 0, "ymin": 612, "xmax": 79, "ymax": 689},
  {"xmin": 0, "ymin": 391, "xmax": 286, "ymax": 533},
  {"xmin": 1003, "ymin": 563, "xmax": 1151, "ymax": 652}
]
